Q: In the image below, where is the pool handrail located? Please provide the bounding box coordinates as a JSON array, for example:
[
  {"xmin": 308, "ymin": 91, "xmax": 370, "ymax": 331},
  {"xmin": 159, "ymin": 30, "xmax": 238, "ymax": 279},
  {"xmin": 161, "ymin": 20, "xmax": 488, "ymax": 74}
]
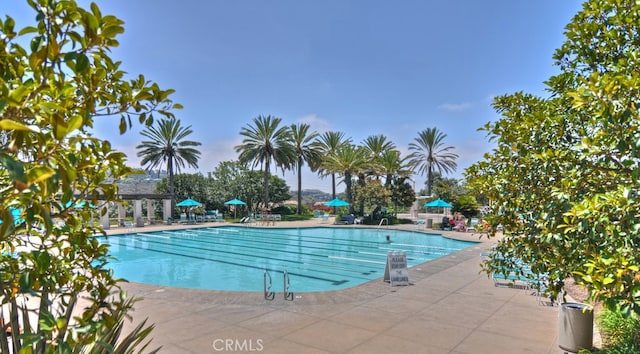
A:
[
  {"xmin": 283, "ymin": 270, "xmax": 294, "ymax": 301},
  {"xmin": 264, "ymin": 270, "xmax": 275, "ymax": 300}
]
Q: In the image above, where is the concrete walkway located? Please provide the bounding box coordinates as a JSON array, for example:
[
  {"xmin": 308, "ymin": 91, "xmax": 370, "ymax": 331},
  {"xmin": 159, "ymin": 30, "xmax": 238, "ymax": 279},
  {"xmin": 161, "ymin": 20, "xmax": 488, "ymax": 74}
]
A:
[{"xmin": 111, "ymin": 220, "xmax": 567, "ymax": 353}]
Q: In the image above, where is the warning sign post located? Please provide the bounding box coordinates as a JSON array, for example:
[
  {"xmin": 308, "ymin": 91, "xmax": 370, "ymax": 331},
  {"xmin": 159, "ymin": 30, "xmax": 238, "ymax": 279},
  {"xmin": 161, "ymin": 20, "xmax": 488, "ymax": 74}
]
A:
[{"xmin": 383, "ymin": 251, "xmax": 409, "ymax": 286}]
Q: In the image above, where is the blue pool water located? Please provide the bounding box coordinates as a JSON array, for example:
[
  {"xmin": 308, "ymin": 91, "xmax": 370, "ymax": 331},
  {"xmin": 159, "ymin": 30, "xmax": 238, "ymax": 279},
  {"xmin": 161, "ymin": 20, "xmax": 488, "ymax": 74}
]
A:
[{"xmin": 99, "ymin": 226, "xmax": 476, "ymax": 292}]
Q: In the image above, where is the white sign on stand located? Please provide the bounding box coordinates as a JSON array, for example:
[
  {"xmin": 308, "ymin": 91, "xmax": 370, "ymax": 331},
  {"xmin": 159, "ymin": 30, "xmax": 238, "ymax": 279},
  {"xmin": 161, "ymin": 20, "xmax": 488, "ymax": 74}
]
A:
[{"xmin": 383, "ymin": 251, "xmax": 409, "ymax": 286}]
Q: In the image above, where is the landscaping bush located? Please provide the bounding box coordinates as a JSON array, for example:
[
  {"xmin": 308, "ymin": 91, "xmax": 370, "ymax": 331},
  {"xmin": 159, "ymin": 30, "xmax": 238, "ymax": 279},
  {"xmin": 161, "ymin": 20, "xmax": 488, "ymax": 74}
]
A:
[
  {"xmin": 271, "ymin": 205, "xmax": 294, "ymax": 215},
  {"xmin": 593, "ymin": 309, "xmax": 640, "ymax": 354},
  {"xmin": 281, "ymin": 214, "xmax": 313, "ymax": 222}
]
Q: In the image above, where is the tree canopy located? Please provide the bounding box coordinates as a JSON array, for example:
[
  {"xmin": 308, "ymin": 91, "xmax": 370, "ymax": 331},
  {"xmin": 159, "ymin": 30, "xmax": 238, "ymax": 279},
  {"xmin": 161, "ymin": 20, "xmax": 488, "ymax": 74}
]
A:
[
  {"xmin": 466, "ymin": 0, "xmax": 640, "ymax": 315},
  {"xmin": 0, "ymin": 0, "xmax": 180, "ymax": 350}
]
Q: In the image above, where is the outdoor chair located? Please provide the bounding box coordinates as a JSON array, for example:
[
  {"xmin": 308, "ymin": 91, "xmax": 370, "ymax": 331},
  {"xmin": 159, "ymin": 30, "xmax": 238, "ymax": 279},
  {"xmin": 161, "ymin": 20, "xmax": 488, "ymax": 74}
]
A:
[{"xmin": 466, "ymin": 218, "xmax": 480, "ymax": 232}]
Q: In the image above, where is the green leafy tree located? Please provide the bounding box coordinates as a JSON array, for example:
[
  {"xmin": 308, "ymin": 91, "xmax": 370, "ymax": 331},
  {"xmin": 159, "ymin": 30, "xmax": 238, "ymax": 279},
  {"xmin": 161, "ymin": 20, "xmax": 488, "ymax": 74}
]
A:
[
  {"xmin": 235, "ymin": 115, "xmax": 294, "ymax": 208},
  {"xmin": 208, "ymin": 161, "xmax": 290, "ymax": 214},
  {"xmin": 466, "ymin": 0, "xmax": 640, "ymax": 315},
  {"xmin": 137, "ymin": 118, "xmax": 202, "ymax": 215},
  {"xmin": 429, "ymin": 173, "xmax": 465, "ymax": 203},
  {"xmin": 451, "ymin": 195, "xmax": 480, "ymax": 219},
  {"xmin": 389, "ymin": 177, "xmax": 416, "ymax": 211},
  {"xmin": 408, "ymin": 127, "xmax": 458, "ymax": 196},
  {"xmin": 209, "ymin": 160, "xmax": 252, "ymax": 210},
  {"xmin": 353, "ymin": 179, "xmax": 392, "ymax": 222},
  {"xmin": 290, "ymin": 123, "xmax": 321, "ymax": 214},
  {"xmin": 0, "ymin": 0, "xmax": 180, "ymax": 351},
  {"xmin": 263, "ymin": 174, "xmax": 292, "ymax": 208},
  {"xmin": 315, "ymin": 131, "xmax": 352, "ymax": 201},
  {"xmin": 155, "ymin": 173, "xmax": 211, "ymax": 212}
]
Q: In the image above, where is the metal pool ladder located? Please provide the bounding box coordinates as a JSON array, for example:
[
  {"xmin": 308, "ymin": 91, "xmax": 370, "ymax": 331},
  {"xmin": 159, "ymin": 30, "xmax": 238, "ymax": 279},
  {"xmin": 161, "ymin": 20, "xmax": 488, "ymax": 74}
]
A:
[
  {"xmin": 263, "ymin": 270, "xmax": 275, "ymax": 300},
  {"xmin": 378, "ymin": 218, "xmax": 389, "ymax": 229},
  {"xmin": 283, "ymin": 270, "xmax": 294, "ymax": 301}
]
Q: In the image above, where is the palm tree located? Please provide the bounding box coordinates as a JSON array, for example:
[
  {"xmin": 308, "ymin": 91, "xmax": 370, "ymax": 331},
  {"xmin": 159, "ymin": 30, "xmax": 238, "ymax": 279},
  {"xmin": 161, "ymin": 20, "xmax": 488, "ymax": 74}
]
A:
[
  {"xmin": 290, "ymin": 123, "xmax": 321, "ymax": 214},
  {"xmin": 322, "ymin": 144, "xmax": 370, "ymax": 214},
  {"xmin": 136, "ymin": 118, "xmax": 202, "ymax": 215},
  {"xmin": 379, "ymin": 149, "xmax": 412, "ymax": 186},
  {"xmin": 408, "ymin": 127, "xmax": 458, "ymax": 196},
  {"xmin": 235, "ymin": 115, "xmax": 294, "ymax": 208},
  {"xmin": 362, "ymin": 134, "xmax": 397, "ymax": 179},
  {"xmin": 315, "ymin": 131, "xmax": 352, "ymax": 201}
]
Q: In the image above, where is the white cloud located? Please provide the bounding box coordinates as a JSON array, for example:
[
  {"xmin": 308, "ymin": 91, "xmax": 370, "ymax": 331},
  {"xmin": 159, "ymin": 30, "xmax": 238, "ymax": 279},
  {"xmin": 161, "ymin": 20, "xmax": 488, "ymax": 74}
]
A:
[
  {"xmin": 437, "ymin": 102, "xmax": 473, "ymax": 111},
  {"xmin": 295, "ymin": 114, "xmax": 332, "ymax": 133}
]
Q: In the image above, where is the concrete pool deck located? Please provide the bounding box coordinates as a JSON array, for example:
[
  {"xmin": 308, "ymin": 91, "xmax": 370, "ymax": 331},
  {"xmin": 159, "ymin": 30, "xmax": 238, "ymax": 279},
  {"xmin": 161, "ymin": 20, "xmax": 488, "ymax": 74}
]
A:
[{"xmin": 109, "ymin": 220, "xmax": 569, "ymax": 353}]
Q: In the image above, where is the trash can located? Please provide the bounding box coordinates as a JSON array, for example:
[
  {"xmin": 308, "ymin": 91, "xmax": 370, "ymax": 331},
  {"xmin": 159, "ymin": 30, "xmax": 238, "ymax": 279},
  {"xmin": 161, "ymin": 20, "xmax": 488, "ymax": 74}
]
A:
[
  {"xmin": 426, "ymin": 219, "xmax": 433, "ymax": 228},
  {"xmin": 558, "ymin": 302, "xmax": 593, "ymax": 353},
  {"xmin": 136, "ymin": 216, "xmax": 144, "ymax": 227}
]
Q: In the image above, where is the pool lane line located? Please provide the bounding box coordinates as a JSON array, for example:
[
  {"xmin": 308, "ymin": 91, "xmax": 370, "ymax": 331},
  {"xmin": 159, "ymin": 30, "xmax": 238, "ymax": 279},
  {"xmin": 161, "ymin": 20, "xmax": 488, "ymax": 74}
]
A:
[
  {"xmin": 327, "ymin": 256, "xmax": 386, "ymax": 265},
  {"xmin": 172, "ymin": 228, "xmax": 428, "ymax": 256},
  {"xmin": 149, "ymin": 230, "xmax": 395, "ymax": 262},
  {"xmin": 193, "ymin": 227, "xmax": 420, "ymax": 248}
]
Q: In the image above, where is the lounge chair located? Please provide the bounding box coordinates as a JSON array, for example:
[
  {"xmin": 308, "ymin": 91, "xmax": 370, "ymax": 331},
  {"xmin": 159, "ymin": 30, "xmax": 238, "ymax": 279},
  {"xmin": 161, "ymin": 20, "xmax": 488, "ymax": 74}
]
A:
[
  {"xmin": 334, "ymin": 214, "xmax": 355, "ymax": 225},
  {"xmin": 466, "ymin": 218, "xmax": 480, "ymax": 232},
  {"xmin": 122, "ymin": 220, "xmax": 135, "ymax": 231},
  {"xmin": 179, "ymin": 213, "xmax": 188, "ymax": 224},
  {"xmin": 492, "ymin": 270, "xmax": 532, "ymax": 289}
]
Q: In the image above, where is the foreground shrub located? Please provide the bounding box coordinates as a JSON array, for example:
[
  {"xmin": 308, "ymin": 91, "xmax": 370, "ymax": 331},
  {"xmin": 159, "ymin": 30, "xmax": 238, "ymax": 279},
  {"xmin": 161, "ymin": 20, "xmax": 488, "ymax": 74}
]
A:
[{"xmin": 595, "ymin": 309, "xmax": 640, "ymax": 353}]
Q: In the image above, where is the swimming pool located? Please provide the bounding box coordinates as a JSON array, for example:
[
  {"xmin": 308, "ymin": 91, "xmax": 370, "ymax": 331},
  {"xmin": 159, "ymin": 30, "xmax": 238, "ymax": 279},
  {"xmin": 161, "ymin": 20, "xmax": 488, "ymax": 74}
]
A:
[{"xmin": 99, "ymin": 226, "xmax": 476, "ymax": 292}]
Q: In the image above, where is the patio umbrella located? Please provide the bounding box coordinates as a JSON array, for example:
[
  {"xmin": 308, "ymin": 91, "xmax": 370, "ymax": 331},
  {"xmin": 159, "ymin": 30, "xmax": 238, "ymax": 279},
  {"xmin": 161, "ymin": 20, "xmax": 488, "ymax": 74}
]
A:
[
  {"xmin": 224, "ymin": 198, "xmax": 246, "ymax": 218},
  {"xmin": 0, "ymin": 207, "xmax": 24, "ymax": 226},
  {"xmin": 176, "ymin": 198, "xmax": 202, "ymax": 207},
  {"xmin": 224, "ymin": 198, "xmax": 246, "ymax": 206},
  {"xmin": 324, "ymin": 198, "xmax": 350, "ymax": 207},
  {"xmin": 424, "ymin": 198, "xmax": 453, "ymax": 216},
  {"xmin": 424, "ymin": 198, "xmax": 452, "ymax": 208}
]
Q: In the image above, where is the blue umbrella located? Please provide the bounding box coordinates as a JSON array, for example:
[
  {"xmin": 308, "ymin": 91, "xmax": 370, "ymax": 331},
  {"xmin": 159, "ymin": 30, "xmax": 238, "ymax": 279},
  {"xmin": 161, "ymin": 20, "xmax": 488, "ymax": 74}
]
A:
[
  {"xmin": 224, "ymin": 199, "xmax": 246, "ymax": 218},
  {"xmin": 64, "ymin": 201, "xmax": 98, "ymax": 209},
  {"xmin": 324, "ymin": 198, "xmax": 350, "ymax": 207},
  {"xmin": 224, "ymin": 198, "xmax": 246, "ymax": 206},
  {"xmin": 176, "ymin": 198, "xmax": 202, "ymax": 207},
  {"xmin": 0, "ymin": 207, "xmax": 24, "ymax": 225},
  {"xmin": 424, "ymin": 198, "xmax": 452, "ymax": 208}
]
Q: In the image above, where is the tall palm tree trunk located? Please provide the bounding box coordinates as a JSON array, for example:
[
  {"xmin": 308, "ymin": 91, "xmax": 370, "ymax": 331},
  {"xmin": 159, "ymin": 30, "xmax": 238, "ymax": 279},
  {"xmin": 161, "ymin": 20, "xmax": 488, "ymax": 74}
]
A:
[
  {"xmin": 263, "ymin": 159, "xmax": 270, "ymax": 209},
  {"xmin": 168, "ymin": 158, "xmax": 175, "ymax": 217},
  {"xmin": 345, "ymin": 172, "xmax": 354, "ymax": 214},
  {"xmin": 297, "ymin": 157, "xmax": 303, "ymax": 214},
  {"xmin": 427, "ymin": 166, "xmax": 433, "ymax": 196},
  {"xmin": 331, "ymin": 173, "xmax": 337, "ymax": 214}
]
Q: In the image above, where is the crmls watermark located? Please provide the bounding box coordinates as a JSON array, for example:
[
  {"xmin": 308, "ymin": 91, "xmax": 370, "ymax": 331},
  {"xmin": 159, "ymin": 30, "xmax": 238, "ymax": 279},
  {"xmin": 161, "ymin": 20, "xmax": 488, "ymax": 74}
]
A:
[{"xmin": 212, "ymin": 338, "xmax": 264, "ymax": 352}]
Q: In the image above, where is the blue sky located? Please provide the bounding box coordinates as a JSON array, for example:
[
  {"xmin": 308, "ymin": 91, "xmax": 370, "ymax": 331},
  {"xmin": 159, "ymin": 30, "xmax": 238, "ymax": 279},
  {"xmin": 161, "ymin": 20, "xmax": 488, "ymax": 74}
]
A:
[{"xmin": 6, "ymin": 1, "xmax": 584, "ymax": 193}]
